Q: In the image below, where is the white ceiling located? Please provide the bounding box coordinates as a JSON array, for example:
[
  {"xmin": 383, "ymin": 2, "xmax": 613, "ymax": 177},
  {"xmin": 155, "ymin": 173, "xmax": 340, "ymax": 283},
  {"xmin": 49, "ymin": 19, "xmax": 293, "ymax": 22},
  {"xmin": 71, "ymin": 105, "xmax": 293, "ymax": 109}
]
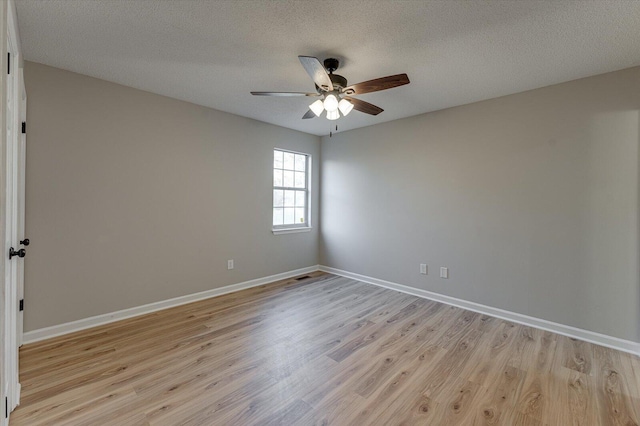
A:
[{"xmin": 15, "ymin": 0, "xmax": 640, "ymax": 136}]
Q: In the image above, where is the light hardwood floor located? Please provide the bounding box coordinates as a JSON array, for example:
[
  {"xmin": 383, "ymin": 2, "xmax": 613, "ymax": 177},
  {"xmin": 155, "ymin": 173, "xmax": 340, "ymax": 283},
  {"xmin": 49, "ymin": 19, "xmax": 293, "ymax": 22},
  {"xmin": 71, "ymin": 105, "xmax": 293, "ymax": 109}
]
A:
[{"xmin": 11, "ymin": 272, "xmax": 640, "ymax": 425}]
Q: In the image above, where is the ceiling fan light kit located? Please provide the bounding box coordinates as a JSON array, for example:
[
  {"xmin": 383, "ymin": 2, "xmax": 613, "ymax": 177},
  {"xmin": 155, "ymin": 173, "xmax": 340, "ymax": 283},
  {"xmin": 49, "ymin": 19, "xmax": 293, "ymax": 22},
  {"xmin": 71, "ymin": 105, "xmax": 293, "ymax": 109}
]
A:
[
  {"xmin": 326, "ymin": 109, "xmax": 340, "ymax": 120},
  {"xmin": 308, "ymin": 92, "xmax": 354, "ymax": 119},
  {"xmin": 251, "ymin": 56, "xmax": 410, "ymax": 121},
  {"xmin": 338, "ymin": 98, "xmax": 354, "ymax": 115},
  {"xmin": 309, "ymin": 99, "xmax": 324, "ymax": 116},
  {"xmin": 323, "ymin": 94, "xmax": 339, "ymax": 112}
]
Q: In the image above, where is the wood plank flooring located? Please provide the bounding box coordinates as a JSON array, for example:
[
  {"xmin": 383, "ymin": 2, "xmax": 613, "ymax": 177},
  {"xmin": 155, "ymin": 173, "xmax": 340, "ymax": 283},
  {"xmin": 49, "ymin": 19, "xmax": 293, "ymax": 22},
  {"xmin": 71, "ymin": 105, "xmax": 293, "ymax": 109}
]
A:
[{"xmin": 11, "ymin": 272, "xmax": 640, "ymax": 425}]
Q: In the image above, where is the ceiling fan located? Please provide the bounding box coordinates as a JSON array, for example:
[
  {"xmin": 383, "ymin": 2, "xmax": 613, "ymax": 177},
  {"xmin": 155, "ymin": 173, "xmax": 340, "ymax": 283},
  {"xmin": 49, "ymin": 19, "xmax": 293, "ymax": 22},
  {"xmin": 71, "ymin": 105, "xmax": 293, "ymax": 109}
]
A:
[{"xmin": 251, "ymin": 56, "xmax": 410, "ymax": 120}]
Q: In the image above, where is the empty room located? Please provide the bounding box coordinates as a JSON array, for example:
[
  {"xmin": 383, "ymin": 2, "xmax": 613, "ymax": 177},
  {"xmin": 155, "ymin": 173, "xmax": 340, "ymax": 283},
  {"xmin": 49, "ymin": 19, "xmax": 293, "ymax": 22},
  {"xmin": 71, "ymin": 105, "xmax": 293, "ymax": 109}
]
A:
[{"xmin": 0, "ymin": 0, "xmax": 639, "ymax": 425}]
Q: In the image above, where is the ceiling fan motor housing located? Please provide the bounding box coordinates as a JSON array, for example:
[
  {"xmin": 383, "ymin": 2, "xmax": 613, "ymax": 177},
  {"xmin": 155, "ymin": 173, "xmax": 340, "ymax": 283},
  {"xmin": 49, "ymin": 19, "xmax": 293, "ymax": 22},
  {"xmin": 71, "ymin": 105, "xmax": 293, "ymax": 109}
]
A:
[
  {"xmin": 315, "ymin": 73, "xmax": 348, "ymax": 93},
  {"xmin": 321, "ymin": 58, "xmax": 348, "ymax": 91},
  {"xmin": 329, "ymin": 74, "xmax": 347, "ymax": 90}
]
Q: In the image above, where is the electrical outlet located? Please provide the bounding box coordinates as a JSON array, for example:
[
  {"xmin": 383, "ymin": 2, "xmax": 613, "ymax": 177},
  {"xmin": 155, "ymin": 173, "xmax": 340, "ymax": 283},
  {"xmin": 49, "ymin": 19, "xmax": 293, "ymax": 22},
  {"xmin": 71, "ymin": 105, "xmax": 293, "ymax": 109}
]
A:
[
  {"xmin": 420, "ymin": 264, "xmax": 427, "ymax": 275},
  {"xmin": 227, "ymin": 259, "xmax": 234, "ymax": 270},
  {"xmin": 440, "ymin": 267, "xmax": 448, "ymax": 279}
]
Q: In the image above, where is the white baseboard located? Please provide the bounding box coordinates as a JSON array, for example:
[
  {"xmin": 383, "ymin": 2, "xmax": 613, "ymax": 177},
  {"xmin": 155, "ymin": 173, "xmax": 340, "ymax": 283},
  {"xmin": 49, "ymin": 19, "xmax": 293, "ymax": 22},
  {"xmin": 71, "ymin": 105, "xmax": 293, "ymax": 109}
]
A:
[
  {"xmin": 319, "ymin": 265, "xmax": 640, "ymax": 357},
  {"xmin": 23, "ymin": 265, "xmax": 320, "ymax": 345},
  {"xmin": 23, "ymin": 264, "xmax": 640, "ymax": 356}
]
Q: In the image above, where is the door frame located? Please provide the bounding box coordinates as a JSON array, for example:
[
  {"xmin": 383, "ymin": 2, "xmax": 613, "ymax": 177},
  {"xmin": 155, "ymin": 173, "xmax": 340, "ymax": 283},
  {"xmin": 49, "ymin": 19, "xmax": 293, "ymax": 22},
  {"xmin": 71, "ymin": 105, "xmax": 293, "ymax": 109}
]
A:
[{"xmin": 17, "ymin": 68, "xmax": 25, "ymax": 349}]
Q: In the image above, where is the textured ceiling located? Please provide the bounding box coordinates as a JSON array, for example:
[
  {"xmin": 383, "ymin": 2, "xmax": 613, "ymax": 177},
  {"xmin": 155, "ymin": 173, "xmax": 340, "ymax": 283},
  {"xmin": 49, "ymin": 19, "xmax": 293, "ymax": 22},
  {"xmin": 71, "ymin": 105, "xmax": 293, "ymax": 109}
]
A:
[{"xmin": 15, "ymin": 0, "xmax": 640, "ymax": 136}]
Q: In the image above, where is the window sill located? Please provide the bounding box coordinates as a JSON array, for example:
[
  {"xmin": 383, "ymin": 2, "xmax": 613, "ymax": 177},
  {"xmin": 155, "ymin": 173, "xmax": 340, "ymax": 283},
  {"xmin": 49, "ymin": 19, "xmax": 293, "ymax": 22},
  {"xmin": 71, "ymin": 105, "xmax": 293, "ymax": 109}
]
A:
[{"xmin": 272, "ymin": 227, "xmax": 312, "ymax": 235}]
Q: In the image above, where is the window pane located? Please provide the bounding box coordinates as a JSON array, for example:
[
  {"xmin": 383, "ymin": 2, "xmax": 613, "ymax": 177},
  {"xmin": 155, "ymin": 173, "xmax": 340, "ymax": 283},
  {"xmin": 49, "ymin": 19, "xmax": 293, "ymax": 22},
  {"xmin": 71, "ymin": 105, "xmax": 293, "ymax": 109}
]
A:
[
  {"xmin": 284, "ymin": 190, "xmax": 295, "ymax": 207},
  {"xmin": 283, "ymin": 170, "xmax": 294, "ymax": 187},
  {"xmin": 274, "ymin": 150, "xmax": 283, "ymax": 169},
  {"xmin": 283, "ymin": 207, "xmax": 294, "ymax": 224},
  {"xmin": 273, "ymin": 149, "xmax": 309, "ymax": 229},
  {"xmin": 273, "ymin": 189, "xmax": 284, "ymax": 207},
  {"xmin": 273, "ymin": 169, "xmax": 283, "ymax": 187},
  {"xmin": 283, "ymin": 152, "xmax": 295, "ymax": 170},
  {"xmin": 273, "ymin": 208, "xmax": 284, "ymax": 226}
]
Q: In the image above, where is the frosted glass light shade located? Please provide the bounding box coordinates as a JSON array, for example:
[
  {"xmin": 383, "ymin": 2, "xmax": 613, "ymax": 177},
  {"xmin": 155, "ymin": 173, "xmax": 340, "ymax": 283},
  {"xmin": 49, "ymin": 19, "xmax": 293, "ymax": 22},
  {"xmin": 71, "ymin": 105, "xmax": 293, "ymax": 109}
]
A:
[
  {"xmin": 338, "ymin": 99, "xmax": 354, "ymax": 116},
  {"xmin": 326, "ymin": 110, "xmax": 340, "ymax": 120},
  {"xmin": 309, "ymin": 99, "xmax": 324, "ymax": 117},
  {"xmin": 323, "ymin": 94, "xmax": 339, "ymax": 112}
]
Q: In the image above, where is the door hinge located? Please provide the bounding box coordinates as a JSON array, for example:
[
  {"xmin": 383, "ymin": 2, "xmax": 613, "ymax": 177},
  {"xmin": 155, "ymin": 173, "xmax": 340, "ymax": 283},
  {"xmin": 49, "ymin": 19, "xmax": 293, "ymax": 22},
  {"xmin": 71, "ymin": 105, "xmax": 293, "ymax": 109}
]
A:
[
  {"xmin": 19, "ymin": 299, "xmax": 24, "ymax": 311},
  {"xmin": 21, "ymin": 121, "xmax": 26, "ymax": 134},
  {"xmin": 7, "ymin": 52, "xmax": 10, "ymax": 75}
]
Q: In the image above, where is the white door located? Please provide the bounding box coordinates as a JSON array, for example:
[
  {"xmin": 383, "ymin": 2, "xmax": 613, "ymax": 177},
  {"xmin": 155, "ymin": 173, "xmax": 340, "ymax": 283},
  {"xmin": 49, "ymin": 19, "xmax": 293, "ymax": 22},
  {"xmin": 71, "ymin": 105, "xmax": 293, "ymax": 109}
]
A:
[{"xmin": 3, "ymin": 3, "xmax": 23, "ymax": 419}]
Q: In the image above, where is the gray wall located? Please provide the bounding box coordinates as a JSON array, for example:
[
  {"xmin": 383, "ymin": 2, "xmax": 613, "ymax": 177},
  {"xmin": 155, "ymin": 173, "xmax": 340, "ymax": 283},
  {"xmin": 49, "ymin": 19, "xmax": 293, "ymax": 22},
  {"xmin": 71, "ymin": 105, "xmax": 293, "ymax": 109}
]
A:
[
  {"xmin": 24, "ymin": 62, "xmax": 320, "ymax": 331},
  {"xmin": 24, "ymin": 60, "xmax": 640, "ymax": 343},
  {"xmin": 320, "ymin": 67, "xmax": 640, "ymax": 343}
]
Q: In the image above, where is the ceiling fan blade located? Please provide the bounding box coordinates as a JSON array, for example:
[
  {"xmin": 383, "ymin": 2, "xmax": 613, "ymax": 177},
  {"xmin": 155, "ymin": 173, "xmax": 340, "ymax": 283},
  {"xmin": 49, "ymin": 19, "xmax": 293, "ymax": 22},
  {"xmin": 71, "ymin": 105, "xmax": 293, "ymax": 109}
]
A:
[
  {"xmin": 302, "ymin": 109, "xmax": 317, "ymax": 119},
  {"xmin": 344, "ymin": 97, "xmax": 384, "ymax": 115},
  {"xmin": 343, "ymin": 74, "xmax": 410, "ymax": 95},
  {"xmin": 298, "ymin": 56, "xmax": 334, "ymax": 92},
  {"xmin": 250, "ymin": 91, "xmax": 320, "ymax": 97}
]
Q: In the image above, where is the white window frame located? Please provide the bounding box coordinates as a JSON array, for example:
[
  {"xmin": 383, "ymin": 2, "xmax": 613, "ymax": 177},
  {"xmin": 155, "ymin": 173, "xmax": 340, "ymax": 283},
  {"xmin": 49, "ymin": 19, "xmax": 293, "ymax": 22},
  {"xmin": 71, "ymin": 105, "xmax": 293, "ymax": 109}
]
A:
[{"xmin": 272, "ymin": 148, "xmax": 312, "ymax": 234}]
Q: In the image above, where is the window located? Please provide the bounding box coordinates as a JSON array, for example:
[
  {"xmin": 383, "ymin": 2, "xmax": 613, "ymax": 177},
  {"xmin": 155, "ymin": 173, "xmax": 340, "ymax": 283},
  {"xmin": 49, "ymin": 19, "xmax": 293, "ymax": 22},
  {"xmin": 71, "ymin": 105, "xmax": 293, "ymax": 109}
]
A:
[{"xmin": 273, "ymin": 149, "xmax": 310, "ymax": 231}]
